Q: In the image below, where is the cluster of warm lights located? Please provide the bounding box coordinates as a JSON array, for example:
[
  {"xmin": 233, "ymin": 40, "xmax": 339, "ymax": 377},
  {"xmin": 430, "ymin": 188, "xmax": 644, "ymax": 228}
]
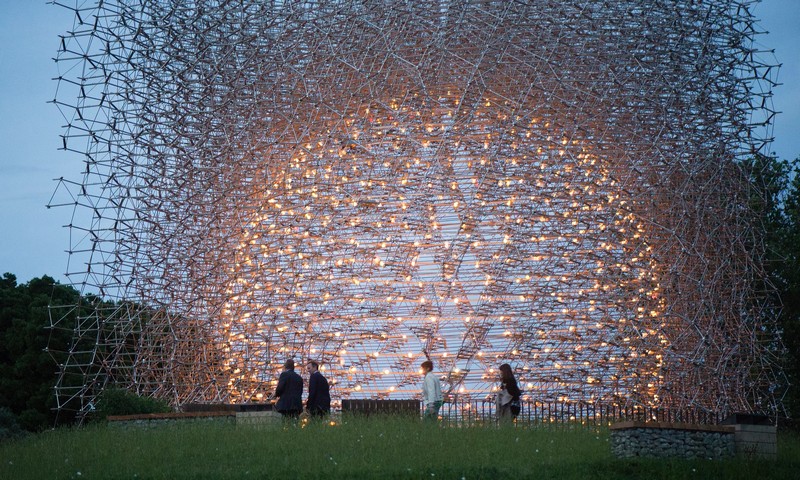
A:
[
  {"xmin": 48, "ymin": 0, "xmax": 783, "ymax": 420},
  {"xmin": 213, "ymin": 90, "xmax": 666, "ymax": 405}
]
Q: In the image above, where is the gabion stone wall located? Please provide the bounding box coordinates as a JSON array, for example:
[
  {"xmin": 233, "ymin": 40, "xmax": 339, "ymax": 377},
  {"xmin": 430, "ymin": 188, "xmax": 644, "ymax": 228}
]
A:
[
  {"xmin": 610, "ymin": 424, "xmax": 735, "ymax": 459},
  {"xmin": 48, "ymin": 0, "xmax": 782, "ymax": 419}
]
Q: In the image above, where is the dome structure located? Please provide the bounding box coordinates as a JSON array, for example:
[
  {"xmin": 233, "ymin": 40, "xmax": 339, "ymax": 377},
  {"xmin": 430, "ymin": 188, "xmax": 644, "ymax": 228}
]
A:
[{"xmin": 49, "ymin": 0, "xmax": 782, "ymax": 419}]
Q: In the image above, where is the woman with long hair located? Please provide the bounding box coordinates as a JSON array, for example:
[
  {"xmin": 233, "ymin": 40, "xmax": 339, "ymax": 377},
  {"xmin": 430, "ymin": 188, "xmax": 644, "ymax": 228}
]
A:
[{"xmin": 496, "ymin": 363, "xmax": 521, "ymax": 423}]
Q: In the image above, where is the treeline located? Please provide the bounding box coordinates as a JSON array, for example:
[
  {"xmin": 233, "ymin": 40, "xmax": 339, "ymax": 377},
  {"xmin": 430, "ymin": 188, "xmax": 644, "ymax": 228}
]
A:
[
  {"xmin": 0, "ymin": 273, "xmax": 167, "ymax": 439},
  {"xmin": 0, "ymin": 273, "xmax": 162, "ymax": 440},
  {"xmin": 0, "ymin": 273, "xmax": 96, "ymax": 434},
  {"xmin": 750, "ymin": 154, "xmax": 800, "ymax": 419}
]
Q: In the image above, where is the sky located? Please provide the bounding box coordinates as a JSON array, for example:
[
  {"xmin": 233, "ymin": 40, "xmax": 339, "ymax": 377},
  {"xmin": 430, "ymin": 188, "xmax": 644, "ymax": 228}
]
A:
[{"xmin": 0, "ymin": 0, "xmax": 798, "ymax": 289}]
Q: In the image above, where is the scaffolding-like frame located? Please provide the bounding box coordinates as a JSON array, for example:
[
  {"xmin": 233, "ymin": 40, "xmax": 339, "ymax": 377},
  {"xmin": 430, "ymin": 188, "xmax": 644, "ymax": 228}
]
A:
[{"xmin": 48, "ymin": 0, "xmax": 784, "ymax": 421}]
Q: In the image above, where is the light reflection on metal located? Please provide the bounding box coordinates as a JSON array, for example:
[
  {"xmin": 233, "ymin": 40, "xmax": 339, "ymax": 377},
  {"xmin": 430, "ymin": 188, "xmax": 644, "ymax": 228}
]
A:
[{"xmin": 47, "ymin": 0, "xmax": 783, "ymax": 420}]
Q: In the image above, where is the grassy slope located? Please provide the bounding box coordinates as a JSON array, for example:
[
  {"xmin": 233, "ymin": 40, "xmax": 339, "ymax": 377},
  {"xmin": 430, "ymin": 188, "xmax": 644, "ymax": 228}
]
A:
[{"xmin": 1, "ymin": 417, "xmax": 798, "ymax": 479}]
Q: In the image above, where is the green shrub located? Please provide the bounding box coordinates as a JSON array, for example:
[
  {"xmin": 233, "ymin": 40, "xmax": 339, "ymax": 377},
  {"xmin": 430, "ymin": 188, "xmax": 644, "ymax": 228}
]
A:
[
  {"xmin": 0, "ymin": 407, "xmax": 26, "ymax": 443},
  {"xmin": 92, "ymin": 387, "xmax": 172, "ymax": 420}
]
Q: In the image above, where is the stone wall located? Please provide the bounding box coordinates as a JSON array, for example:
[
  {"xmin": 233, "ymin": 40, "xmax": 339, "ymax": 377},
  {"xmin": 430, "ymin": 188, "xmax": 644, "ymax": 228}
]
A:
[
  {"xmin": 107, "ymin": 411, "xmax": 236, "ymax": 428},
  {"xmin": 235, "ymin": 411, "xmax": 284, "ymax": 427},
  {"xmin": 107, "ymin": 410, "xmax": 290, "ymax": 428},
  {"xmin": 610, "ymin": 422, "xmax": 735, "ymax": 459}
]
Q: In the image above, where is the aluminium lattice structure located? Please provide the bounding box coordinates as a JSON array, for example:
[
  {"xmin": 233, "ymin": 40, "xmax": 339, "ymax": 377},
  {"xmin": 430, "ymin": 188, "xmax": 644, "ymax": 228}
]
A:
[{"xmin": 48, "ymin": 0, "xmax": 784, "ymax": 421}]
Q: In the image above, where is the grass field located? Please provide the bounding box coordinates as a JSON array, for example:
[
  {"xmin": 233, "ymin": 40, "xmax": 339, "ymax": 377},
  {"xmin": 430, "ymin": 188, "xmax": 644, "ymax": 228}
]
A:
[{"xmin": 1, "ymin": 417, "xmax": 798, "ymax": 479}]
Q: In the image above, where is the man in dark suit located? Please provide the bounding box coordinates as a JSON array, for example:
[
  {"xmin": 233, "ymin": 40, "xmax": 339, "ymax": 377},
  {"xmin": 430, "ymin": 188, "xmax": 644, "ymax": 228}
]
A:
[
  {"xmin": 305, "ymin": 360, "xmax": 331, "ymax": 417},
  {"xmin": 273, "ymin": 359, "xmax": 303, "ymax": 418}
]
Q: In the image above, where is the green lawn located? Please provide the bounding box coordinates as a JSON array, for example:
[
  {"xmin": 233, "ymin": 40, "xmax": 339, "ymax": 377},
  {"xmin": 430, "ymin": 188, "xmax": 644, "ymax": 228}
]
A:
[{"xmin": 1, "ymin": 417, "xmax": 798, "ymax": 479}]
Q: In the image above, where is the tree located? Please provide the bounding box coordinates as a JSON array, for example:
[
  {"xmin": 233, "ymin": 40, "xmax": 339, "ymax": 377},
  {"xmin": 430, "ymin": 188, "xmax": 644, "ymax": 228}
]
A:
[
  {"xmin": 0, "ymin": 274, "xmax": 86, "ymax": 430},
  {"xmin": 773, "ymin": 164, "xmax": 800, "ymax": 419},
  {"xmin": 747, "ymin": 154, "xmax": 800, "ymax": 421}
]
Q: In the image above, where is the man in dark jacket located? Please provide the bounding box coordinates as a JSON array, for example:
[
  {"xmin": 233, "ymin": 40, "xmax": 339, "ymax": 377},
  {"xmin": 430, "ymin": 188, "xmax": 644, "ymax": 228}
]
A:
[
  {"xmin": 305, "ymin": 361, "xmax": 331, "ymax": 417},
  {"xmin": 273, "ymin": 359, "xmax": 303, "ymax": 418}
]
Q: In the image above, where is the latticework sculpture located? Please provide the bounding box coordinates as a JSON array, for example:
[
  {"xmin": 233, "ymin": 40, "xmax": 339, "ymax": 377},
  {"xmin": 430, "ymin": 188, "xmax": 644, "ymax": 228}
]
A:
[{"xmin": 48, "ymin": 0, "xmax": 783, "ymax": 420}]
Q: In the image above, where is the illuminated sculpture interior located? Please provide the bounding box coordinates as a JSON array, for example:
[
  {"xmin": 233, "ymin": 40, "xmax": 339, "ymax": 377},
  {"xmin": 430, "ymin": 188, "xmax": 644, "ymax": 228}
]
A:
[{"xmin": 48, "ymin": 0, "xmax": 783, "ymax": 418}]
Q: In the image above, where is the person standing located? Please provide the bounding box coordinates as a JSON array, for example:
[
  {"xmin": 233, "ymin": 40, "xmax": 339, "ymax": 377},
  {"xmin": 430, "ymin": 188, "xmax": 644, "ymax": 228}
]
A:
[
  {"xmin": 305, "ymin": 360, "xmax": 331, "ymax": 417},
  {"xmin": 496, "ymin": 363, "xmax": 521, "ymax": 424},
  {"xmin": 273, "ymin": 359, "xmax": 304, "ymax": 418},
  {"xmin": 421, "ymin": 360, "xmax": 443, "ymax": 421}
]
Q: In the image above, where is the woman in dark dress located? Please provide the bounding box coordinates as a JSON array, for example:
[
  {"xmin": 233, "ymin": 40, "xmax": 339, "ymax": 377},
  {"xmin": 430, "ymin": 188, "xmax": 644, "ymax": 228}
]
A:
[{"xmin": 496, "ymin": 363, "xmax": 521, "ymax": 423}]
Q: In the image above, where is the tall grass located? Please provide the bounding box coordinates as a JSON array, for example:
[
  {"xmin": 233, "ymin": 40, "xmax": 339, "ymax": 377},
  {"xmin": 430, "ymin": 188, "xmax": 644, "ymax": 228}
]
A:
[{"xmin": 0, "ymin": 417, "xmax": 798, "ymax": 479}]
